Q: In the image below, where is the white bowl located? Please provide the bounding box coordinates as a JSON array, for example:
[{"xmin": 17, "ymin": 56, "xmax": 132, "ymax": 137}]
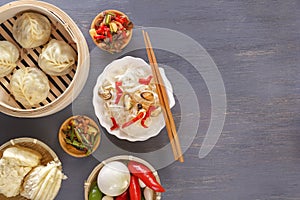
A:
[{"xmin": 92, "ymin": 56, "xmax": 175, "ymax": 142}]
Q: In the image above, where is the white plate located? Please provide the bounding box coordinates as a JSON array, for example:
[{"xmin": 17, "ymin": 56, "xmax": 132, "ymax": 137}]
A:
[{"xmin": 92, "ymin": 56, "xmax": 175, "ymax": 142}]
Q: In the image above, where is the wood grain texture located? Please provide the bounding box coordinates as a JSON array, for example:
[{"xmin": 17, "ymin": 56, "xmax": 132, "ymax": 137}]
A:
[{"xmin": 0, "ymin": 0, "xmax": 300, "ymax": 200}]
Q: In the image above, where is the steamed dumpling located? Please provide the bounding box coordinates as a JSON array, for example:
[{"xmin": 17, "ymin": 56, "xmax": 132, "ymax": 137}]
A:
[
  {"xmin": 38, "ymin": 39, "xmax": 77, "ymax": 76},
  {"xmin": 10, "ymin": 67, "xmax": 50, "ymax": 107},
  {"xmin": 0, "ymin": 41, "xmax": 19, "ymax": 77},
  {"xmin": 13, "ymin": 12, "xmax": 51, "ymax": 48}
]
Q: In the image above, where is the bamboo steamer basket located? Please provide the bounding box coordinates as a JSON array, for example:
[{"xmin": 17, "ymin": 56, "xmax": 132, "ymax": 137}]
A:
[
  {"xmin": 84, "ymin": 155, "xmax": 162, "ymax": 200},
  {"xmin": 0, "ymin": 0, "xmax": 90, "ymax": 118},
  {"xmin": 0, "ymin": 137, "xmax": 63, "ymax": 200}
]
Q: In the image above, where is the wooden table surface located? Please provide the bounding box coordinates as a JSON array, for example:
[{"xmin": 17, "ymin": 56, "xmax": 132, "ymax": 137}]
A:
[{"xmin": 1, "ymin": 0, "xmax": 300, "ymax": 199}]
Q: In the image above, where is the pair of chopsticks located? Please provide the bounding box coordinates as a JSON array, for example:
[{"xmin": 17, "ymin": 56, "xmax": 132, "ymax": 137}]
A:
[{"xmin": 142, "ymin": 30, "xmax": 184, "ymax": 162}]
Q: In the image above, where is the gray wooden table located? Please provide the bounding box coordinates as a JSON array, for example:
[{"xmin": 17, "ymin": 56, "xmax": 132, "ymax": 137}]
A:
[{"xmin": 1, "ymin": 0, "xmax": 300, "ymax": 199}]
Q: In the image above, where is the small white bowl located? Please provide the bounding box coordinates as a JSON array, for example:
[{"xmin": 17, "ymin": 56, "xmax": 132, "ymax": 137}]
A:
[{"xmin": 92, "ymin": 56, "xmax": 175, "ymax": 142}]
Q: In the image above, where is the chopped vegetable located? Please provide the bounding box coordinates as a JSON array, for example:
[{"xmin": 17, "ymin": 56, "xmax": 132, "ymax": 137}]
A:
[
  {"xmin": 121, "ymin": 111, "xmax": 145, "ymax": 129},
  {"xmin": 110, "ymin": 117, "xmax": 120, "ymax": 131},
  {"xmin": 89, "ymin": 182, "xmax": 102, "ymax": 200},
  {"xmin": 128, "ymin": 161, "xmax": 165, "ymax": 192},
  {"xmin": 141, "ymin": 106, "xmax": 157, "ymax": 128},
  {"xmin": 115, "ymin": 81, "xmax": 123, "ymax": 104},
  {"xmin": 104, "ymin": 13, "xmax": 112, "ymax": 24},
  {"xmin": 139, "ymin": 75, "xmax": 153, "ymax": 85},
  {"xmin": 109, "ymin": 22, "xmax": 118, "ymax": 33},
  {"xmin": 129, "ymin": 175, "xmax": 141, "ymax": 200}
]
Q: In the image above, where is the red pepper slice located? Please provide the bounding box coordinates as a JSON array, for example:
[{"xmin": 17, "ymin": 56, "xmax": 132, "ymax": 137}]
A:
[
  {"xmin": 128, "ymin": 161, "xmax": 165, "ymax": 192},
  {"xmin": 122, "ymin": 112, "xmax": 145, "ymax": 129},
  {"xmin": 115, "ymin": 190, "xmax": 129, "ymax": 200},
  {"xmin": 115, "ymin": 81, "xmax": 123, "ymax": 104},
  {"xmin": 141, "ymin": 106, "xmax": 156, "ymax": 128},
  {"xmin": 139, "ymin": 75, "xmax": 153, "ymax": 85},
  {"xmin": 110, "ymin": 117, "xmax": 119, "ymax": 131},
  {"xmin": 129, "ymin": 175, "xmax": 141, "ymax": 200},
  {"xmin": 94, "ymin": 35, "xmax": 106, "ymax": 40}
]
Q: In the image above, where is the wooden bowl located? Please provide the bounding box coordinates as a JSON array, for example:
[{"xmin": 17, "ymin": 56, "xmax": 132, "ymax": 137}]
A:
[
  {"xmin": 84, "ymin": 155, "xmax": 162, "ymax": 200},
  {"xmin": 0, "ymin": 137, "xmax": 62, "ymax": 200},
  {"xmin": 58, "ymin": 115, "xmax": 101, "ymax": 158},
  {"xmin": 90, "ymin": 9, "xmax": 133, "ymax": 53},
  {"xmin": 0, "ymin": 1, "xmax": 90, "ymax": 118}
]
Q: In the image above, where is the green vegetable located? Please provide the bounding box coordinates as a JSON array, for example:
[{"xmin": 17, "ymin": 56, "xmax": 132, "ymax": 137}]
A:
[
  {"xmin": 64, "ymin": 138, "xmax": 86, "ymax": 150},
  {"xmin": 74, "ymin": 127, "xmax": 83, "ymax": 143},
  {"xmin": 89, "ymin": 182, "xmax": 102, "ymax": 200},
  {"xmin": 104, "ymin": 14, "xmax": 112, "ymax": 25}
]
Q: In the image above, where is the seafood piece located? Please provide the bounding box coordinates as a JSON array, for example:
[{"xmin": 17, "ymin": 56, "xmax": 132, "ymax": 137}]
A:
[
  {"xmin": 98, "ymin": 86, "xmax": 113, "ymax": 100},
  {"xmin": 141, "ymin": 91, "xmax": 154, "ymax": 101},
  {"xmin": 98, "ymin": 80, "xmax": 114, "ymax": 100},
  {"xmin": 133, "ymin": 88, "xmax": 158, "ymax": 107},
  {"xmin": 123, "ymin": 94, "xmax": 134, "ymax": 111}
]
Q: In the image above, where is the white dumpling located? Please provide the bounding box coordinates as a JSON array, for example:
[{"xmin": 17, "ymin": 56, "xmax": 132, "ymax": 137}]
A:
[
  {"xmin": 0, "ymin": 41, "xmax": 19, "ymax": 77},
  {"xmin": 13, "ymin": 12, "xmax": 51, "ymax": 48},
  {"xmin": 10, "ymin": 67, "xmax": 50, "ymax": 107},
  {"xmin": 38, "ymin": 39, "xmax": 77, "ymax": 76}
]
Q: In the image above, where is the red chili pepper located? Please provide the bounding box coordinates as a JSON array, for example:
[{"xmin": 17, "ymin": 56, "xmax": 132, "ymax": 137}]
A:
[
  {"xmin": 115, "ymin": 190, "xmax": 129, "ymax": 200},
  {"xmin": 104, "ymin": 26, "xmax": 110, "ymax": 34},
  {"xmin": 96, "ymin": 25, "xmax": 105, "ymax": 34},
  {"xmin": 115, "ymin": 81, "xmax": 123, "ymax": 104},
  {"xmin": 128, "ymin": 161, "xmax": 165, "ymax": 192},
  {"xmin": 141, "ymin": 106, "xmax": 156, "ymax": 128},
  {"xmin": 115, "ymin": 16, "xmax": 128, "ymax": 24},
  {"xmin": 110, "ymin": 117, "xmax": 119, "ymax": 131},
  {"xmin": 129, "ymin": 175, "xmax": 141, "ymax": 200},
  {"xmin": 139, "ymin": 75, "xmax": 153, "ymax": 85},
  {"xmin": 122, "ymin": 112, "xmax": 145, "ymax": 129}
]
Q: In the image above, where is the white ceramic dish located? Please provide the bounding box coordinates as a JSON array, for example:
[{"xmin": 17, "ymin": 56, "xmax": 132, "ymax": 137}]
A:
[{"xmin": 92, "ymin": 56, "xmax": 175, "ymax": 142}]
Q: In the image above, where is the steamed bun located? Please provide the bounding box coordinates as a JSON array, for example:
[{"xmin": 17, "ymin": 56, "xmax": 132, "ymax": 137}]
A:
[
  {"xmin": 13, "ymin": 12, "xmax": 51, "ymax": 48},
  {"xmin": 38, "ymin": 39, "xmax": 77, "ymax": 76},
  {"xmin": 10, "ymin": 67, "xmax": 50, "ymax": 107},
  {"xmin": 0, "ymin": 41, "xmax": 19, "ymax": 77}
]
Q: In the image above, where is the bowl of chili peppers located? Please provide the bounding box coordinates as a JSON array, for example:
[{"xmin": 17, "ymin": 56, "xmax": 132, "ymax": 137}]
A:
[
  {"xmin": 58, "ymin": 115, "xmax": 101, "ymax": 157},
  {"xmin": 84, "ymin": 155, "xmax": 164, "ymax": 200},
  {"xmin": 90, "ymin": 9, "xmax": 134, "ymax": 53}
]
